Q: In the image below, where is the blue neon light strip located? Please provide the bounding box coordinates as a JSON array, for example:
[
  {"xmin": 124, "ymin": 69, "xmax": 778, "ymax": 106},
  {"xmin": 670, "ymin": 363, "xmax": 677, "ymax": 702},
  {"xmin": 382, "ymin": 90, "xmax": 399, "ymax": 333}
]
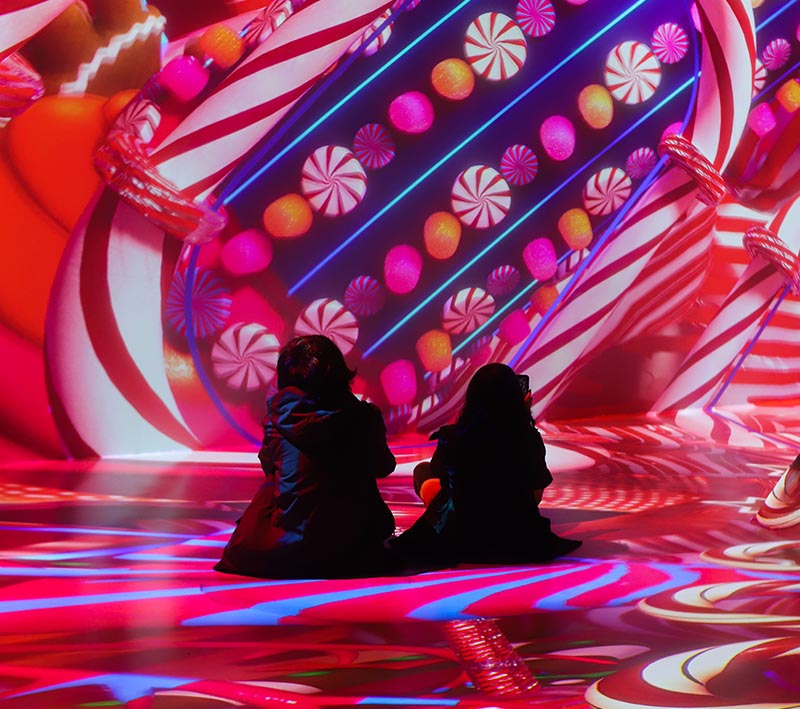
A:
[
  {"xmin": 290, "ymin": 0, "xmax": 653, "ymax": 295},
  {"xmin": 218, "ymin": 0, "xmax": 475, "ymax": 206},
  {"xmin": 366, "ymin": 76, "xmax": 693, "ymax": 357}
]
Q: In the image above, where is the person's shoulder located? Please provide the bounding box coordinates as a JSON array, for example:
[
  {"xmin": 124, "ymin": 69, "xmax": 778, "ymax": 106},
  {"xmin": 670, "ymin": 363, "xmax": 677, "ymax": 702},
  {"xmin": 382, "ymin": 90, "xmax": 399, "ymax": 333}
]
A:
[{"xmin": 430, "ymin": 424, "xmax": 458, "ymax": 442}]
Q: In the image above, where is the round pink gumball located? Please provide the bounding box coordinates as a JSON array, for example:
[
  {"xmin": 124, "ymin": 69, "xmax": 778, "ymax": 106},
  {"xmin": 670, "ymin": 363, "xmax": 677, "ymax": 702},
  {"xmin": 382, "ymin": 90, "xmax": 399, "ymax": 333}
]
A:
[
  {"xmin": 388, "ymin": 91, "xmax": 435, "ymax": 134},
  {"xmin": 159, "ymin": 55, "xmax": 210, "ymax": 102},
  {"xmin": 523, "ymin": 238, "xmax": 557, "ymax": 280},
  {"xmin": 540, "ymin": 115, "xmax": 575, "ymax": 161},
  {"xmin": 221, "ymin": 229, "xmax": 274, "ymax": 275},
  {"xmin": 385, "ymin": 244, "xmax": 423, "ymax": 294},
  {"xmin": 381, "ymin": 359, "xmax": 418, "ymax": 406},
  {"xmin": 498, "ymin": 309, "xmax": 531, "ymax": 345}
]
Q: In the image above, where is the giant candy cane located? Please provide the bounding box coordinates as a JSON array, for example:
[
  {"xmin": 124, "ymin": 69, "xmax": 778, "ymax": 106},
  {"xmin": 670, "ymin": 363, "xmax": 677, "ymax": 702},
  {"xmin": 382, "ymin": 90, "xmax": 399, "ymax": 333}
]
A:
[
  {"xmin": 46, "ymin": 0, "xmax": 393, "ymax": 456},
  {"xmin": 0, "ymin": 0, "xmax": 73, "ymax": 58},
  {"xmin": 511, "ymin": 0, "xmax": 755, "ymax": 421}
]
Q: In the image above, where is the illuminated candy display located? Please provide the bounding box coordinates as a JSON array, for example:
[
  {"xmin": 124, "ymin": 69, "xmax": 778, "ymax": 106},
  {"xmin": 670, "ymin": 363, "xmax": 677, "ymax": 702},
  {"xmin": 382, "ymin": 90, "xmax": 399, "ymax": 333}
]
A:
[
  {"xmin": 344, "ymin": 275, "xmax": 386, "ymax": 317},
  {"xmin": 557, "ymin": 208, "xmax": 592, "ymax": 250},
  {"xmin": 578, "ymin": 84, "xmax": 614, "ymax": 129},
  {"xmin": 540, "ymin": 115, "xmax": 576, "ymax": 160},
  {"xmin": 221, "ymin": 229, "xmax": 273, "ymax": 276},
  {"xmin": 388, "ymin": 90, "xmax": 435, "ymax": 133},
  {"xmin": 423, "ymin": 211, "xmax": 462, "ymax": 259},
  {"xmin": 380, "ymin": 359, "xmax": 417, "ymax": 406},
  {"xmin": 761, "ymin": 37, "xmax": 791, "ymax": 71},
  {"xmin": 523, "ymin": 237, "xmax": 558, "ymax": 280},
  {"xmin": 582, "ymin": 166, "xmax": 632, "ymax": 215},
  {"xmin": 262, "ymin": 193, "xmax": 313, "ymax": 238},
  {"xmin": 384, "ymin": 244, "xmax": 423, "ymax": 294},
  {"xmin": 416, "ymin": 329, "xmax": 452, "ymax": 371},
  {"xmin": 165, "ymin": 268, "xmax": 231, "ymax": 338},
  {"xmin": 625, "ymin": 146, "xmax": 658, "ymax": 179},
  {"xmin": 487, "ymin": 264, "xmax": 521, "ymax": 296}
]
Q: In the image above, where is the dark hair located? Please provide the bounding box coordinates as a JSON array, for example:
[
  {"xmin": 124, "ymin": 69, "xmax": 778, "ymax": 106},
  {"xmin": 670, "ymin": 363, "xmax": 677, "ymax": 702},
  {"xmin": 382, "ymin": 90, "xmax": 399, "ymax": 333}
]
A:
[
  {"xmin": 456, "ymin": 363, "xmax": 533, "ymax": 436},
  {"xmin": 277, "ymin": 335, "xmax": 356, "ymax": 399}
]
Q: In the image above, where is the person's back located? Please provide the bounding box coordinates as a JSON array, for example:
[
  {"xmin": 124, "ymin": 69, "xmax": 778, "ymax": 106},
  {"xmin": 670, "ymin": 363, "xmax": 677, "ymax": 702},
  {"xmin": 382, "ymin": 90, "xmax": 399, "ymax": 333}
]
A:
[
  {"xmin": 392, "ymin": 363, "xmax": 580, "ymax": 566},
  {"xmin": 216, "ymin": 335, "xmax": 397, "ymax": 579}
]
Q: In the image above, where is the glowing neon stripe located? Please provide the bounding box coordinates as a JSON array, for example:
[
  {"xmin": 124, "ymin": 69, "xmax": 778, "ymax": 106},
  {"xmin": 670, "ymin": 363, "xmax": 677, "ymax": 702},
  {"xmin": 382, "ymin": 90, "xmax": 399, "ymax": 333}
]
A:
[
  {"xmin": 218, "ymin": 0, "xmax": 475, "ymax": 206},
  {"xmin": 290, "ymin": 0, "xmax": 654, "ymax": 295},
  {"xmin": 366, "ymin": 76, "xmax": 693, "ymax": 357},
  {"xmin": 358, "ymin": 699, "xmax": 458, "ymax": 706},
  {"xmin": 0, "ymin": 524, "xmax": 193, "ymax": 538},
  {"xmin": 408, "ymin": 565, "xmax": 585, "ymax": 620}
]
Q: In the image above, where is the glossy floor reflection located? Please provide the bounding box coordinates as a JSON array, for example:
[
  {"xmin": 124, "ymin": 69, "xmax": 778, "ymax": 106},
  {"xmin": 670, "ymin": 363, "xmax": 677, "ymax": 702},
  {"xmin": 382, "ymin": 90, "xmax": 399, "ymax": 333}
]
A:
[{"xmin": 2, "ymin": 411, "xmax": 800, "ymax": 708}]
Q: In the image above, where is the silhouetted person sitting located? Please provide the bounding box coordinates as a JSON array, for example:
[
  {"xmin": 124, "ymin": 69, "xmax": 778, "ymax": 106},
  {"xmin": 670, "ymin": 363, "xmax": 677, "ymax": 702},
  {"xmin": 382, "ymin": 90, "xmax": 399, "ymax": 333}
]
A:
[
  {"xmin": 215, "ymin": 335, "xmax": 398, "ymax": 579},
  {"xmin": 390, "ymin": 363, "xmax": 580, "ymax": 568}
]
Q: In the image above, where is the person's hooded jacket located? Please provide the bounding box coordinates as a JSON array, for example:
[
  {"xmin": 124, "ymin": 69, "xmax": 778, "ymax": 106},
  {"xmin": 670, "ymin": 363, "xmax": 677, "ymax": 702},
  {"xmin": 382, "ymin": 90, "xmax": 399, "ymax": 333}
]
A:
[{"xmin": 216, "ymin": 386, "xmax": 396, "ymax": 578}]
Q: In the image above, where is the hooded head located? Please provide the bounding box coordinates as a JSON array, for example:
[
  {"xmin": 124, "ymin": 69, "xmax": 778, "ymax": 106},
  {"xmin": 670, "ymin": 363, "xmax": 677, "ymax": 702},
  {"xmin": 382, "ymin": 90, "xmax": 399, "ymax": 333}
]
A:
[{"xmin": 277, "ymin": 335, "xmax": 356, "ymax": 402}]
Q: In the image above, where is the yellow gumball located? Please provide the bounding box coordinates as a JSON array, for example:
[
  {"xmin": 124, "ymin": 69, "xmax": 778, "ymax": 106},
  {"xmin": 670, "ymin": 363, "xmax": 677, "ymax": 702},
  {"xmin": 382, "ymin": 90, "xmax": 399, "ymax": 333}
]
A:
[
  {"xmin": 531, "ymin": 285, "xmax": 559, "ymax": 315},
  {"xmin": 199, "ymin": 24, "xmax": 244, "ymax": 69},
  {"xmin": 416, "ymin": 330, "xmax": 452, "ymax": 372}
]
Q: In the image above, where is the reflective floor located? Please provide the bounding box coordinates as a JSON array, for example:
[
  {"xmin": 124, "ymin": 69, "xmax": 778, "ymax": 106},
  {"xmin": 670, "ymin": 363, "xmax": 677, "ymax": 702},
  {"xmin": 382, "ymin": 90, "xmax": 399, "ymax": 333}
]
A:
[{"xmin": 2, "ymin": 410, "xmax": 800, "ymax": 708}]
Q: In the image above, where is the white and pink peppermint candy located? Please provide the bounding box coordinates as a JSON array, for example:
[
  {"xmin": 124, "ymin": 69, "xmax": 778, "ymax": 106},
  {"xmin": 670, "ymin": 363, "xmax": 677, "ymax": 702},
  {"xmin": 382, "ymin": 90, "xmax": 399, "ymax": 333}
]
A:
[
  {"xmin": 442, "ymin": 287, "xmax": 496, "ymax": 334},
  {"xmin": 211, "ymin": 322, "xmax": 280, "ymax": 391},
  {"xmin": 301, "ymin": 145, "xmax": 368, "ymax": 217},
  {"xmin": 582, "ymin": 167, "xmax": 632, "ymax": 215},
  {"xmin": 451, "ymin": 165, "xmax": 511, "ymax": 228},
  {"xmin": 241, "ymin": 0, "xmax": 293, "ymax": 48},
  {"xmin": 464, "ymin": 12, "xmax": 527, "ymax": 81},
  {"xmin": 762, "ymin": 38, "xmax": 791, "ymax": 71},
  {"xmin": 515, "ymin": 0, "xmax": 556, "ymax": 38},
  {"xmin": 625, "ymin": 146, "xmax": 657, "ymax": 179},
  {"xmin": 294, "ymin": 298, "xmax": 358, "ymax": 355},
  {"xmin": 651, "ymin": 22, "xmax": 688, "ymax": 64},
  {"xmin": 604, "ymin": 40, "xmax": 662, "ymax": 104},
  {"xmin": 500, "ymin": 144, "xmax": 539, "ymax": 186}
]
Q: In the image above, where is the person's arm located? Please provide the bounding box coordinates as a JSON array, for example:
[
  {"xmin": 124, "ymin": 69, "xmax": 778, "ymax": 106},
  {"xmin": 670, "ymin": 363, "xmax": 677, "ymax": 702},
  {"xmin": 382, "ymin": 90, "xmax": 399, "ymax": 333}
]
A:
[
  {"xmin": 526, "ymin": 426, "xmax": 553, "ymax": 496},
  {"xmin": 363, "ymin": 404, "xmax": 396, "ymax": 478}
]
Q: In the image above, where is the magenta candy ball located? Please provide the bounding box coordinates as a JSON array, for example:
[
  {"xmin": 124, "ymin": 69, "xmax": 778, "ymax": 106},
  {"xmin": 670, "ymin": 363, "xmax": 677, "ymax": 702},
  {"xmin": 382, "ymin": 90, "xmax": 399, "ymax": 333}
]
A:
[
  {"xmin": 388, "ymin": 91, "xmax": 435, "ymax": 134},
  {"xmin": 159, "ymin": 55, "xmax": 210, "ymax": 102},
  {"xmin": 221, "ymin": 229, "xmax": 274, "ymax": 276},
  {"xmin": 540, "ymin": 115, "xmax": 576, "ymax": 161},
  {"xmin": 523, "ymin": 238, "xmax": 557, "ymax": 281},
  {"xmin": 384, "ymin": 244, "xmax": 423, "ymax": 294},
  {"xmin": 381, "ymin": 359, "xmax": 418, "ymax": 406},
  {"xmin": 499, "ymin": 310, "xmax": 531, "ymax": 345}
]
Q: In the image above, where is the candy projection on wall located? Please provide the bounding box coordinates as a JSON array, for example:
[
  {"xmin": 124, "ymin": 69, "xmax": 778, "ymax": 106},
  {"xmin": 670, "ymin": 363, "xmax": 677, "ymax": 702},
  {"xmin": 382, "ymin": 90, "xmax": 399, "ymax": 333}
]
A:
[{"xmin": 3, "ymin": 0, "xmax": 800, "ymax": 457}]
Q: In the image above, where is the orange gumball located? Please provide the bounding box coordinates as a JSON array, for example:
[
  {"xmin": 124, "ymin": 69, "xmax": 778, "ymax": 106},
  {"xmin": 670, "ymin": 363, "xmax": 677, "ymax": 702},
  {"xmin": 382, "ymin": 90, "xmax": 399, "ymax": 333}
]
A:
[
  {"xmin": 199, "ymin": 24, "xmax": 244, "ymax": 69},
  {"xmin": 578, "ymin": 84, "xmax": 614, "ymax": 129},
  {"xmin": 431, "ymin": 58, "xmax": 475, "ymax": 101},
  {"xmin": 424, "ymin": 211, "xmax": 461, "ymax": 259},
  {"xmin": 531, "ymin": 284, "xmax": 559, "ymax": 315},
  {"xmin": 557, "ymin": 207, "xmax": 593, "ymax": 250},
  {"xmin": 416, "ymin": 329, "xmax": 452, "ymax": 372},
  {"xmin": 420, "ymin": 478, "xmax": 442, "ymax": 507},
  {"xmin": 262, "ymin": 193, "xmax": 313, "ymax": 238},
  {"xmin": 6, "ymin": 95, "xmax": 109, "ymax": 231}
]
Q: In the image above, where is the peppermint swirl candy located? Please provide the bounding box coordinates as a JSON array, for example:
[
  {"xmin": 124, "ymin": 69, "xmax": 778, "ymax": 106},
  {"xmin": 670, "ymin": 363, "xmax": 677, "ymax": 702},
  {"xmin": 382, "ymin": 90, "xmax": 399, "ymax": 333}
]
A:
[
  {"xmin": 294, "ymin": 298, "xmax": 358, "ymax": 355},
  {"xmin": 486, "ymin": 265, "xmax": 521, "ymax": 296},
  {"xmin": 515, "ymin": 0, "xmax": 556, "ymax": 38},
  {"xmin": 625, "ymin": 147, "xmax": 657, "ymax": 179},
  {"xmin": 442, "ymin": 287, "xmax": 496, "ymax": 334},
  {"xmin": 300, "ymin": 145, "xmax": 367, "ymax": 217},
  {"xmin": 582, "ymin": 167, "xmax": 632, "ymax": 215},
  {"xmin": 500, "ymin": 144, "xmax": 538, "ymax": 186},
  {"xmin": 451, "ymin": 165, "xmax": 511, "ymax": 228},
  {"xmin": 211, "ymin": 322, "xmax": 280, "ymax": 391},
  {"xmin": 165, "ymin": 268, "xmax": 231, "ymax": 338},
  {"xmin": 651, "ymin": 22, "xmax": 688, "ymax": 64},
  {"xmin": 464, "ymin": 12, "xmax": 527, "ymax": 81},
  {"xmin": 604, "ymin": 40, "xmax": 662, "ymax": 104},
  {"xmin": 762, "ymin": 37, "xmax": 791, "ymax": 71},
  {"xmin": 352, "ymin": 123, "xmax": 395, "ymax": 170},
  {"xmin": 344, "ymin": 275, "xmax": 386, "ymax": 317}
]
